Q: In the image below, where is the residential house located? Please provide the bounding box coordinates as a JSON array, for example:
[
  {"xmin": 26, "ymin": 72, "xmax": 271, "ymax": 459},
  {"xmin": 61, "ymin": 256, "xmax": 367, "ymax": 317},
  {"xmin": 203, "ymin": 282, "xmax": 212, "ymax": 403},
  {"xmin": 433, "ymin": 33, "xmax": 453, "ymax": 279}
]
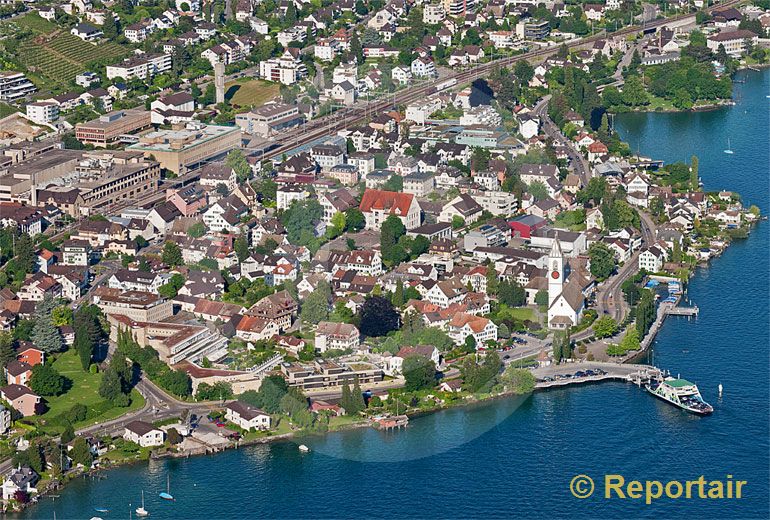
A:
[
  {"xmin": 0, "ymin": 385, "xmax": 41, "ymax": 416},
  {"xmin": 225, "ymin": 401, "xmax": 271, "ymax": 430},
  {"xmin": 2, "ymin": 466, "xmax": 38, "ymax": 501},
  {"xmin": 123, "ymin": 421, "xmax": 164, "ymax": 447},
  {"xmin": 448, "ymin": 313, "xmax": 498, "ymax": 347},
  {"xmin": 314, "ymin": 322, "xmax": 360, "ymax": 353},
  {"xmin": 359, "ymin": 189, "xmax": 421, "ymax": 230},
  {"xmin": 438, "ymin": 194, "xmax": 483, "ymax": 225}
]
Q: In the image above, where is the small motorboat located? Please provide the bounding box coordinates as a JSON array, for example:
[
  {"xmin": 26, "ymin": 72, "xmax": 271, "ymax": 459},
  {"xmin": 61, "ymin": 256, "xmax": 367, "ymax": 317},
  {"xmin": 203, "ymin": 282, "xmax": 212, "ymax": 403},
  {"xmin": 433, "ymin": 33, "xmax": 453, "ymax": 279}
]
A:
[
  {"xmin": 298, "ymin": 444, "xmax": 310, "ymax": 453},
  {"xmin": 94, "ymin": 508, "xmax": 109, "ymax": 513}
]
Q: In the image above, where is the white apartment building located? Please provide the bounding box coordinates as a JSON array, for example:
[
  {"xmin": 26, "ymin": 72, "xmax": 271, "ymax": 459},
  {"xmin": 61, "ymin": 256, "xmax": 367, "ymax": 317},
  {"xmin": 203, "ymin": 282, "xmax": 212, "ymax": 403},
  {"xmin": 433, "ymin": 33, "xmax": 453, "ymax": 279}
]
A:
[
  {"xmin": 423, "ymin": 3, "xmax": 446, "ymax": 24},
  {"xmin": 26, "ymin": 101, "xmax": 59, "ymax": 124},
  {"xmin": 106, "ymin": 53, "xmax": 172, "ymax": 81},
  {"xmin": 259, "ymin": 50, "xmax": 307, "ymax": 85},
  {"xmin": 0, "ymin": 71, "xmax": 36, "ymax": 102}
]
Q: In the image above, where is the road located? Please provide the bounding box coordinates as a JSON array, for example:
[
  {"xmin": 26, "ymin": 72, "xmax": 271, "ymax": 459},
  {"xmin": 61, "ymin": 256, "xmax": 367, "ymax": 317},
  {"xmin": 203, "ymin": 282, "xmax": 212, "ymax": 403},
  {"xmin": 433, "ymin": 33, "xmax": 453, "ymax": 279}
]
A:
[
  {"xmin": 534, "ymin": 95, "xmax": 592, "ymax": 185},
  {"xmin": 572, "ymin": 209, "xmax": 658, "ymax": 341},
  {"xmin": 90, "ymin": 0, "xmax": 740, "ymax": 219}
]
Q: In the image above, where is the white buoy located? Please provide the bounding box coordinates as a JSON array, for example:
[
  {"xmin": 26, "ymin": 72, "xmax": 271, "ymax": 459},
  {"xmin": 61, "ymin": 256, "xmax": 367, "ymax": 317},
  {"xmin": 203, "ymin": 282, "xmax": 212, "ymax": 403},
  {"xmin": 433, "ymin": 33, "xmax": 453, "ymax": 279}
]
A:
[{"xmin": 718, "ymin": 383, "xmax": 723, "ymax": 397}]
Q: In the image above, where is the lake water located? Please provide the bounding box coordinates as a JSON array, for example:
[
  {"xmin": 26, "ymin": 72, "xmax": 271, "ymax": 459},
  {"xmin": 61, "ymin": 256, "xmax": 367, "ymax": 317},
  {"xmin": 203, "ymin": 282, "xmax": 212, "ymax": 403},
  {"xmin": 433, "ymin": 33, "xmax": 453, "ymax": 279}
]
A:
[{"xmin": 20, "ymin": 69, "xmax": 770, "ymax": 519}]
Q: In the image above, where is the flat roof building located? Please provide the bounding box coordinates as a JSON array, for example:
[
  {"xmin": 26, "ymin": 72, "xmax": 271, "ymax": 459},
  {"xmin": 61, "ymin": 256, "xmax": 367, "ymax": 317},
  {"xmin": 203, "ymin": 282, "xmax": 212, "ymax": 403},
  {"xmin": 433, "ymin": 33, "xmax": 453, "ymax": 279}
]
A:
[
  {"xmin": 235, "ymin": 103, "xmax": 304, "ymax": 137},
  {"xmin": 75, "ymin": 109, "xmax": 152, "ymax": 147},
  {"xmin": 128, "ymin": 123, "xmax": 242, "ymax": 174}
]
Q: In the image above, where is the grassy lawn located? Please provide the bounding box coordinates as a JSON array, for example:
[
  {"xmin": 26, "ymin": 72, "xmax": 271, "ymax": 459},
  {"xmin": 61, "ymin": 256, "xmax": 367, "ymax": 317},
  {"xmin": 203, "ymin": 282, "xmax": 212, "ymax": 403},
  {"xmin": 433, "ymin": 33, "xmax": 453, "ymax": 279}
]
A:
[
  {"xmin": 0, "ymin": 102, "xmax": 19, "ymax": 119},
  {"xmin": 36, "ymin": 350, "xmax": 145, "ymax": 431},
  {"xmin": 645, "ymin": 95, "xmax": 676, "ymax": 111},
  {"xmin": 505, "ymin": 307, "xmax": 536, "ymax": 322},
  {"xmin": 8, "ymin": 13, "xmax": 56, "ymax": 34},
  {"xmin": 225, "ymin": 79, "xmax": 280, "ymax": 109},
  {"xmin": 328, "ymin": 415, "xmax": 366, "ymax": 430}
]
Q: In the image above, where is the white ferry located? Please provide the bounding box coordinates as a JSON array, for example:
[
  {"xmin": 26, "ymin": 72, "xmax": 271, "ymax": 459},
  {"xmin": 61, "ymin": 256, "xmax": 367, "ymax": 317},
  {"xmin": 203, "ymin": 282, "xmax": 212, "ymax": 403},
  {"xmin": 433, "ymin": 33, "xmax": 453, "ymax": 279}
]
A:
[{"xmin": 647, "ymin": 378, "xmax": 713, "ymax": 415}]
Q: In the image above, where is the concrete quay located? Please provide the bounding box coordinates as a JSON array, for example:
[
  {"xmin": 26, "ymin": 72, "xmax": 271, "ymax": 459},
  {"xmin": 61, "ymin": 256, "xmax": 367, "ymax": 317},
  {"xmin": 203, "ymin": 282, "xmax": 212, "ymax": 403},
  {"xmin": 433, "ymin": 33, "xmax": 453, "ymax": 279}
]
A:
[{"xmin": 533, "ymin": 362, "xmax": 663, "ymax": 389}]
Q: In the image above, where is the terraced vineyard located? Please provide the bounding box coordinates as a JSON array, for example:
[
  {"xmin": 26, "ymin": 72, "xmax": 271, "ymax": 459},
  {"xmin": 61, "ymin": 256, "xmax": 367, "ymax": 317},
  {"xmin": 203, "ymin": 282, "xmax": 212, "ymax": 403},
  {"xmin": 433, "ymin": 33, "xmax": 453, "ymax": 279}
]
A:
[{"xmin": 17, "ymin": 32, "xmax": 129, "ymax": 86}]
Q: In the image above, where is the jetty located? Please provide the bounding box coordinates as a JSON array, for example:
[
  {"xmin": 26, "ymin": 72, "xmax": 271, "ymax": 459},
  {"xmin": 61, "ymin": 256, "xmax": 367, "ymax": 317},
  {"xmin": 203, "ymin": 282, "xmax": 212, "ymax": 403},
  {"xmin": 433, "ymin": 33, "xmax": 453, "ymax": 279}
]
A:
[
  {"xmin": 532, "ymin": 362, "xmax": 664, "ymax": 389},
  {"xmin": 665, "ymin": 305, "xmax": 699, "ymax": 316},
  {"xmin": 373, "ymin": 415, "xmax": 409, "ymax": 430}
]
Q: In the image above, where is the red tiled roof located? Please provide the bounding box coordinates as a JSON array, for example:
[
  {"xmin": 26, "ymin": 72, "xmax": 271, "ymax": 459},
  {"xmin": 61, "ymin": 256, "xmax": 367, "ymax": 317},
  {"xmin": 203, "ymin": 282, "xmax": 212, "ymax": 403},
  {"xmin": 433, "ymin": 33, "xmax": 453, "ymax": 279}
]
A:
[
  {"xmin": 588, "ymin": 141, "xmax": 608, "ymax": 153},
  {"xmin": 359, "ymin": 189, "xmax": 414, "ymax": 217}
]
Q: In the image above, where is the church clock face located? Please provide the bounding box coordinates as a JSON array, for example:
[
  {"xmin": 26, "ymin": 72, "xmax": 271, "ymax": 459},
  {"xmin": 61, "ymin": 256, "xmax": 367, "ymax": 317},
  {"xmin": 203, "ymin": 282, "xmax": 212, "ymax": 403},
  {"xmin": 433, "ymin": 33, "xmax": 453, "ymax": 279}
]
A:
[{"xmin": 551, "ymin": 271, "xmax": 560, "ymax": 280}]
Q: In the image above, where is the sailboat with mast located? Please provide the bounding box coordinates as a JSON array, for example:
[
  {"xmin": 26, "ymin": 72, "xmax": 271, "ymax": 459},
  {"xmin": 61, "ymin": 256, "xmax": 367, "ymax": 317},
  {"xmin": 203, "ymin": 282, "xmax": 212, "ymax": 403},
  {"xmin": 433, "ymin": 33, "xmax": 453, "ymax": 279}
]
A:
[
  {"xmin": 136, "ymin": 490, "xmax": 149, "ymax": 516},
  {"xmin": 159, "ymin": 475, "xmax": 174, "ymax": 501},
  {"xmin": 724, "ymin": 138, "xmax": 734, "ymax": 154}
]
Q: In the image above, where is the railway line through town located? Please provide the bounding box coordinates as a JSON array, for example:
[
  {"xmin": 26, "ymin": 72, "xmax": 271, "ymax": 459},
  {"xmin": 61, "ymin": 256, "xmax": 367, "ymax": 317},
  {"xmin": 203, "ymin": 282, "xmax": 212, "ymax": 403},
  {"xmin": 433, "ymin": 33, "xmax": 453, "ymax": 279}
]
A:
[{"xmin": 98, "ymin": 0, "xmax": 740, "ymax": 219}]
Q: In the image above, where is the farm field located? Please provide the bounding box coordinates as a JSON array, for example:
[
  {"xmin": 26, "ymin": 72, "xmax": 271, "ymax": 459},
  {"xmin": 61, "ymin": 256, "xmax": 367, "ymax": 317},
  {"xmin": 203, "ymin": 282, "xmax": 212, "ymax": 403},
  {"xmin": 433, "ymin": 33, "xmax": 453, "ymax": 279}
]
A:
[{"xmin": 225, "ymin": 78, "xmax": 280, "ymax": 109}]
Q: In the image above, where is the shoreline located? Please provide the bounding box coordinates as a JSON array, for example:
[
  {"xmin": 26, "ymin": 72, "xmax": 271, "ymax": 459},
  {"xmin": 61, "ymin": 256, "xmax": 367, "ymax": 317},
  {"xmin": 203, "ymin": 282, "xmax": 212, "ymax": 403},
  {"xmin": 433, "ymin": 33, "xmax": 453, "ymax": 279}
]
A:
[
  {"xmin": 11, "ymin": 48, "xmax": 767, "ymax": 520},
  {"xmin": 610, "ymin": 65, "xmax": 768, "ymax": 115}
]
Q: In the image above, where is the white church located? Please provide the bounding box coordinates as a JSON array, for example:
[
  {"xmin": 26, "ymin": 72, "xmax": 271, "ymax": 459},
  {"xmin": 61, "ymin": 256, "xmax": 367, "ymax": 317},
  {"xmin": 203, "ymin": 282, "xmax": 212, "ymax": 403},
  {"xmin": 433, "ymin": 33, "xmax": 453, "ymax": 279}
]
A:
[{"xmin": 547, "ymin": 238, "xmax": 586, "ymax": 329}]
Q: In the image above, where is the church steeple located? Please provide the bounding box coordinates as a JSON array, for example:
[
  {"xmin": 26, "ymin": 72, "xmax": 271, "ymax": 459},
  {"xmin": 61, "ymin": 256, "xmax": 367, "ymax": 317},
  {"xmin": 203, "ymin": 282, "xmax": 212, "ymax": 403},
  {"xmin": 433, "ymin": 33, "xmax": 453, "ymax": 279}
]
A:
[
  {"xmin": 549, "ymin": 233, "xmax": 563, "ymax": 258},
  {"xmin": 548, "ymin": 233, "xmax": 563, "ymax": 307}
]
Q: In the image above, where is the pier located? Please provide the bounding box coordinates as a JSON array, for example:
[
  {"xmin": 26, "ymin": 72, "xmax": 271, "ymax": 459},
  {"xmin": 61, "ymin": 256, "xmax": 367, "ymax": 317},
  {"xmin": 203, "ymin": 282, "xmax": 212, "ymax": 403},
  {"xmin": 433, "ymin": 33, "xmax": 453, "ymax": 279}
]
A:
[
  {"xmin": 533, "ymin": 362, "xmax": 664, "ymax": 389},
  {"xmin": 665, "ymin": 305, "xmax": 699, "ymax": 316},
  {"xmin": 373, "ymin": 415, "xmax": 409, "ymax": 430}
]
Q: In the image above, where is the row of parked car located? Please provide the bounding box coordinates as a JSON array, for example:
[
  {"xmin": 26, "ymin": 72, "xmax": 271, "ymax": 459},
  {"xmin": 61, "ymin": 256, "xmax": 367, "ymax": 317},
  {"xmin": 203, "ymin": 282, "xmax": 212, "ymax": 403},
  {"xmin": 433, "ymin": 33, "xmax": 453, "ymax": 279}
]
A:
[{"xmin": 537, "ymin": 368, "xmax": 609, "ymax": 383}]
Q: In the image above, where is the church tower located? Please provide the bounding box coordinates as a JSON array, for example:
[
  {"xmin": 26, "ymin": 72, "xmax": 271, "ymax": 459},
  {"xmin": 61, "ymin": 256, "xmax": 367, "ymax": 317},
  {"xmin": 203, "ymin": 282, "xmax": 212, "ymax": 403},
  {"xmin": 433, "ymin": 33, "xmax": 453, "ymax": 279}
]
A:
[{"xmin": 548, "ymin": 235, "xmax": 564, "ymax": 307}]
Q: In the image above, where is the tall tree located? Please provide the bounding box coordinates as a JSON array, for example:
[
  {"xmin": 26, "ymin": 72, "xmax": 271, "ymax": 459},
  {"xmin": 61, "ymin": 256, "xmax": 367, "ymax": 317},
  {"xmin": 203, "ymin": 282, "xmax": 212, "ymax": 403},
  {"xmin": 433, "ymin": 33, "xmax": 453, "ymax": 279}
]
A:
[
  {"xmin": 27, "ymin": 442, "xmax": 44, "ymax": 474},
  {"xmin": 403, "ymin": 355, "xmax": 436, "ymax": 391},
  {"xmin": 0, "ymin": 332, "xmax": 15, "ymax": 371},
  {"xmin": 350, "ymin": 31, "xmax": 363, "ymax": 64},
  {"xmin": 300, "ymin": 283, "xmax": 330, "ymax": 325},
  {"xmin": 358, "ymin": 296, "xmax": 400, "ymax": 337},
  {"xmin": 588, "ymin": 242, "xmax": 616, "ymax": 279},
  {"xmin": 621, "ymin": 75, "xmax": 649, "ymax": 107},
  {"xmin": 70, "ymin": 437, "xmax": 93, "ymax": 467},
  {"xmin": 31, "ymin": 296, "xmax": 63, "ymax": 353},
  {"xmin": 226, "ymin": 149, "xmax": 252, "ymax": 183},
  {"xmin": 29, "ymin": 364, "xmax": 66, "ymax": 396},
  {"xmin": 102, "ymin": 13, "xmax": 119, "ymax": 39},
  {"xmin": 380, "ymin": 215, "xmax": 407, "ymax": 267},
  {"xmin": 234, "ymin": 235, "xmax": 249, "ymax": 262},
  {"xmin": 162, "ymin": 241, "xmax": 183, "ymax": 267},
  {"xmin": 15, "ymin": 233, "xmax": 35, "ymax": 275}
]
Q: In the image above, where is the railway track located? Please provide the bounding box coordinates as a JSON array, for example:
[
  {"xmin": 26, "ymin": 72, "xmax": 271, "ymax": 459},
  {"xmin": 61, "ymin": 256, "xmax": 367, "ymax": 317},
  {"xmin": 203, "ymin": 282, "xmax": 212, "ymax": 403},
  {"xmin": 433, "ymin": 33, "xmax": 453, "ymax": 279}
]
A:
[{"xmin": 113, "ymin": 1, "xmax": 741, "ymax": 214}]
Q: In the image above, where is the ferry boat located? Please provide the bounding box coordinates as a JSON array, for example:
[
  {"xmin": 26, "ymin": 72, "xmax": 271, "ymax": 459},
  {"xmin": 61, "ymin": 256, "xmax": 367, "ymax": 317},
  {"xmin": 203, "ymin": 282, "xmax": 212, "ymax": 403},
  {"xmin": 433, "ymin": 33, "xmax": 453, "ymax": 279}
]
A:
[{"xmin": 647, "ymin": 377, "xmax": 713, "ymax": 415}]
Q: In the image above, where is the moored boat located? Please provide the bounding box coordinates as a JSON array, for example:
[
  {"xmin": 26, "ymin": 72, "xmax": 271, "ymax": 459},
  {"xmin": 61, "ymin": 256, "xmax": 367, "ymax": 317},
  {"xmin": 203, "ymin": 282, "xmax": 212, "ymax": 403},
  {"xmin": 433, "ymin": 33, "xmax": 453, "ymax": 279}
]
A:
[
  {"xmin": 136, "ymin": 490, "xmax": 149, "ymax": 516},
  {"xmin": 159, "ymin": 475, "xmax": 174, "ymax": 501},
  {"xmin": 647, "ymin": 377, "xmax": 713, "ymax": 415}
]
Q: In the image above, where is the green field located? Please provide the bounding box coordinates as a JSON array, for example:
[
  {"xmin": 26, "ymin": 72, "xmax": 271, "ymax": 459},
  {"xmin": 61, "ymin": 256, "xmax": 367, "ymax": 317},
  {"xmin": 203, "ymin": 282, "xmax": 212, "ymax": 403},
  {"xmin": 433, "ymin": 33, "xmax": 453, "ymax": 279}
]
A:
[
  {"xmin": 13, "ymin": 13, "xmax": 57, "ymax": 34},
  {"xmin": 36, "ymin": 349, "xmax": 144, "ymax": 432},
  {"xmin": 225, "ymin": 78, "xmax": 280, "ymax": 108},
  {"xmin": 0, "ymin": 102, "xmax": 19, "ymax": 118}
]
